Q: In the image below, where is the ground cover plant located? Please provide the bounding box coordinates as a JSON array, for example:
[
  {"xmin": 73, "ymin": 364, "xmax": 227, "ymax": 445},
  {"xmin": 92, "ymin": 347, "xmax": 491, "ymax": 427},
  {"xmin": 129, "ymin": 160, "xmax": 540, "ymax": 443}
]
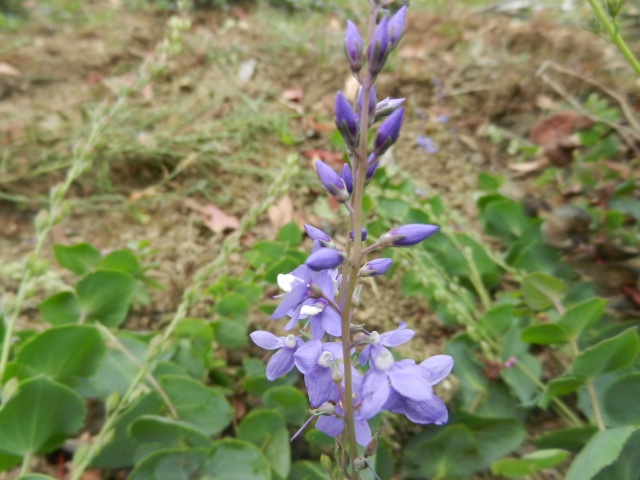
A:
[{"xmin": 0, "ymin": 0, "xmax": 639, "ymax": 479}]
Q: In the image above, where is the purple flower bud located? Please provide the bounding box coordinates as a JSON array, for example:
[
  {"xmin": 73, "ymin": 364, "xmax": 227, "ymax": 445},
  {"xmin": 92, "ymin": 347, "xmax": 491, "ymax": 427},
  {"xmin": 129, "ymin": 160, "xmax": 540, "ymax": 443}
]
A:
[
  {"xmin": 349, "ymin": 227, "xmax": 367, "ymax": 242},
  {"xmin": 366, "ymin": 153, "xmax": 379, "ymax": 184},
  {"xmin": 381, "ymin": 224, "xmax": 439, "ymax": 247},
  {"xmin": 344, "ymin": 20, "xmax": 363, "ymax": 74},
  {"xmin": 316, "ymin": 160, "xmax": 350, "ymax": 203},
  {"xmin": 305, "ymin": 248, "xmax": 346, "ymax": 271},
  {"xmin": 304, "ymin": 224, "xmax": 335, "ymax": 248},
  {"xmin": 373, "ymin": 108, "xmax": 404, "ymax": 157},
  {"xmin": 387, "ymin": 6, "xmax": 406, "ymax": 50},
  {"xmin": 356, "ymin": 86, "xmax": 376, "ymax": 125},
  {"xmin": 339, "ymin": 164, "xmax": 353, "ymax": 195},
  {"xmin": 359, "ymin": 258, "xmax": 393, "ymax": 277},
  {"xmin": 367, "ymin": 16, "xmax": 389, "ymax": 78},
  {"xmin": 335, "ymin": 92, "xmax": 359, "ymax": 151},
  {"xmin": 374, "ymin": 97, "xmax": 405, "ymax": 123}
]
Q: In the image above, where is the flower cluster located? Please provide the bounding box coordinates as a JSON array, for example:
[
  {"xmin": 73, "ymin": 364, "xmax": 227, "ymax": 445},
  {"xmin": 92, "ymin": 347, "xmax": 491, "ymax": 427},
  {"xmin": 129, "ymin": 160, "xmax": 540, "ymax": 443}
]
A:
[{"xmin": 250, "ymin": 2, "xmax": 453, "ymax": 470}]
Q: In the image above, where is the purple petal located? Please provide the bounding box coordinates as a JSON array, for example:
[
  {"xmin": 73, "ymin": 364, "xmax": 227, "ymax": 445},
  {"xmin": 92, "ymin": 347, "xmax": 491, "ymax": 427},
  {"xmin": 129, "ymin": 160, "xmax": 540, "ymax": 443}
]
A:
[
  {"xmin": 284, "ymin": 308, "xmax": 301, "ymax": 331},
  {"xmin": 271, "ymin": 284, "xmax": 308, "ymax": 319},
  {"xmin": 305, "ymin": 248, "xmax": 345, "ymax": 272},
  {"xmin": 404, "ymin": 395, "xmax": 449, "ymax": 425},
  {"xmin": 354, "ymin": 418, "xmax": 372, "ymax": 446},
  {"xmin": 310, "ymin": 317, "xmax": 325, "ymax": 340},
  {"xmin": 316, "ymin": 415, "xmax": 344, "ymax": 438},
  {"xmin": 321, "ymin": 308, "xmax": 342, "ymax": 337},
  {"xmin": 380, "ymin": 323, "xmax": 415, "ymax": 347},
  {"xmin": 358, "ymin": 345, "xmax": 371, "ymax": 366},
  {"xmin": 315, "ymin": 272, "xmax": 335, "ymax": 299},
  {"xmin": 388, "ymin": 366, "xmax": 433, "ymax": 401},
  {"xmin": 304, "ymin": 224, "xmax": 332, "ymax": 244},
  {"xmin": 360, "ymin": 370, "xmax": 390, "ymax": 419},
  {"xmin": 294, "ymin": 340, "xmax": 322, "ymax": 373},
  {"xmin": 305, "ymin": 366, "xmax": 334, "ymax": 407},
  {"xmin": 420, "ymin": 355, "xmax": 454, "ymax": 385},
  {"xmin": 250, "ymin": 331, "xmax": 282, "ymax": 350},
  {"xmin": 266, "ymin": 348, "xmax": 296, "ymax": 380},
  {"xmin": 322, "ymin": 341, "xmax": 344, "ymax": 360}
]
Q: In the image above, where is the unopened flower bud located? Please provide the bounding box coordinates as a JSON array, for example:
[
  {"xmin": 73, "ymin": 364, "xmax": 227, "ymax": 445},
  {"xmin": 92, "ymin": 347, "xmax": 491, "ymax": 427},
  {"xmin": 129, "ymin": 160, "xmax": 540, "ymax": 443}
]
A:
[
  {"xmin": 344, "ymin": 20, "xmax": 363, "ymax": 74},
  {"xmin": 356, "ymin": 85, "xmax": 376, "ymax": 125},
  {"xmin": 373, "ymin": 108, "xmax": 404, "ymax": 157},
  {"xmin": 304, "ymin": 224, "xmax": 335, "ymax": 248},
  {"xmin": 316, "ymin": 159, "xmax": 350, "ymax": 203},
  {"xmin": 366, "ymin": 154, "xmax": 379, "ymax": 184},
  {"xmin": 349, "ymin": 227, "xmax": 367, "ymax": 242},
  {"xmin": 380, "ymin": 223, "xmax": 439, "ymax": 247},
  {"xmin": 320, "ymin": 454, "xmax": 333, "ymax": 473},
  {"xmin": 340, "ymin": 164, "xmax": 353, "ymax": 195},
  {"xmin": 352, "ymin": 284, "xmax": 362, "ymax": 307},
  {"xmin": 335, "ymin": 92, "xmax": 359, "ymax": 151},
  {"xmin": 374, "ymin": 97, "xmax": 405, "ymax": 122},
  {"xmin": 352, "ymin": 331, "xmax": 370, "ymax": 346},
  {"xmin": 312, "ymin": 401, "xmax": 336, "ymax": 416},
  {"xmin": 367, "ymin": 17, "xmax": 390, "ymax": 78},
  {"xmin": 359, "ymin": 258, "xmax": 393, "ymax": 277},
  {"xmin": 305, "ymin": 248, "xmax": 346, "ymax": 271},
  {"xmin": 331, "ymin": 362, "xmax": 343, "ymax": 383},
  {"xmin": 354, "ymin": 457, "xmax": 368, "ymax": 471},
  {"xmin": 365, "ymin": 433, "xmax": 379, "ymax": 458},
  {"xmin": 387, "ymin": 6, "xmax": 406, "ymax": 50}
]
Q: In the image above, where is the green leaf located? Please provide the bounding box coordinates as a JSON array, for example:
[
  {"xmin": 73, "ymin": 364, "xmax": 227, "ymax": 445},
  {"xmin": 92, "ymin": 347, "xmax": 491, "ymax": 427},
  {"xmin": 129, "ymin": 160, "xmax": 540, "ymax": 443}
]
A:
[
  {"xmin": 480, "ymin": 199, "xmax": 528, "ymax": 240},
  {"xmin": 215, "ymin": 292, "xmax": 249, "ymax": 319},
  {"xmin": 534, "ymin": 426, "xmax": 598, "ymax": 452},
  {"xmin": 18, "ymin": 476, "xmax": 58, "ymax": 480},
  {"xmin": 491, "ymin": 449, "xmax": 569, "ymax": 478},
  {"xmin": 565, "ymin": 426, "xmax": 639, "ymax": 480},
  {"xmin": 559, "ymin": 298, "xmax": 606, "ymax": 339},
  {"xmin": 214, "ymin": 317, "xmax": 248, "ymax": 349},
  {"xmin": 0, "ymin": 450, "xmax": 22, "ymax": 471},
  {"xmin": 570, "ymin": 328, "xmax": 640, "ymax": 378},
  {"xmin": 159, "ymin": 375, "xmax": 233, "ymax": 436},
  {"xmin": 595, "ymin": 429, "xmax": 640, "ymax": 479},
  {"xmin": 0, "ymin": 376, "xmax": 85, "ymax": 455},
  {"xmin": 521, "ymin": 273, "xmax": 564, "ymax": 310},
  {"xmin": 53, "ymin": 243, "xmax": 101, "ymax": 275},
  {"xmin": 289, "ymin": 461, "xmax": 329, "ymax": 480},
  {"xmin": 540, "ymin": 377, "xmax": 584, "ymax": 409},
  {"xmin": 264, "ymin": 256, "xmax": 302, "ymax": 284},
  {"xmin": 277, "ymin": 222, "xmax": 302, "ymax": 245},
  {"xmin": 129, "ymin": 448, "xmax": 208, "ymax": 480},
  {"xmin": 76, "ymin": 271, "xmax": 137, "ymax": 326},
  {"xmin": 238, "ymin": 409, "xmax": 290, "ymax": 479},
  {"xmin": 602, "ymin": 373, "xmax": 640, "ymax": 425},
  {"xmin": 261, "ymin": 386, "xmax": 308, "ymax": 426},
  {"xmin": 520, "ymin": 323, "xmax": 571, "ymax": 345},
  {"xmin": 39, "ymin": 291, "xmax": 82, "ymax": 325},
  {"xmin": 205, "ymin": 439, "xmax": 271, "ymax": 479},
  {"xmin": 98, "ymin": 250, "xmax": 142, "ymax": 276},
  {"xmin": 15, "ymin": 325, "xmax": 105, "ymax": 383},
  {"xmin": 130, "ymin": 415, "xmax": 212, "ymax": 461}
]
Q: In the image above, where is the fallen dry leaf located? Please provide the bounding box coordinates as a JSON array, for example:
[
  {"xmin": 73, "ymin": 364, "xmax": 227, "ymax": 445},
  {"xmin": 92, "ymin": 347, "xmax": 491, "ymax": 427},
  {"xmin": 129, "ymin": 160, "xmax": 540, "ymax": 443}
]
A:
[
  {"xmin": 201, "ymin": 204, "xmax": 240, "ymax": 234},
  {"xmin": 0, "ymin": 62, "xmax": 20, "ymax": 76},
  {"xmin": 302, "ymin": 149, "xmax": 344, "ymax": 168},
  {"xmin": 529, "ymin": 111, "xmax": 592, "ymax": 167},
  {"xmin": 268, "ymin": 194, "xmax": 294, "ymax": 229},
  {"xmin": 507, "ymin": 157, "xmax": 549, "ymax": 173}
]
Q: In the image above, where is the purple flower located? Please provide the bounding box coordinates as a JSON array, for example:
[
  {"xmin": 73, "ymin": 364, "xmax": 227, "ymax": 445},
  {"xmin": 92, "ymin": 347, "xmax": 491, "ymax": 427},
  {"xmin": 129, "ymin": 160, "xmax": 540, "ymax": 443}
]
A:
[
  {"xmin": 349, "ymin": 227, "xmax": 367, "ymax": 242},
  {"xmin": 360, "ymin": 347, "xmax": 433, "ymax": 419},
  {"xmin": 316, "ymin": 159, "xmax": 350, "ymax": 203},
  {"xmin": 344, "ymin": 20, "xmax": 363, "ymax": 74},
  {"xmin": 294, "ymin": 340, "xmax": 345, "ymax": 406},
  {"xmin": 298, "ymin": 271, "xmax": 341, "ymax": 339},
  {"xmin": 304, "ymin": 224, "xmax": 335, "ymax": 248},
  {"xmin": 339, "ymin": 164, "xmax": 353, "ymax": 195},
  {"xmin": 335, "ymin": 92, "xmax": 359, "ymax": 151},
  {"xmin": 374, "ymin": 97, "xmax": 405, "ymax": 123},
  {"xmin": 358, "ymin": 322, "xmax": 414, "ymax": 366},
  {"xmin": 367, "ymin": 16, "xmax": 389, "ymax": 78},
  {"xmin": 381, "ymin": 223, "xmax": 439, "ymax": 247},
  {"xmin": 250, "ymin": 331, "xmax": 302, "ymax": 380},
  {"xmin": 388, "ymin": 6, "xmax": 407, "ymax": 49},
  {"xmin": 356, "ymin": 85, "xmax": 376, "ymax": 124},
  {"xmin": 305, "ymin": 248, "xmax": 345, "ymax": 271},
  {"xmin": 373, "ymin": 108, "xmax": 404, "ymax": 157},
  {"xmin": 416, "ymin": 135, "xmax": 437, "ymax": 154},
  {"xmin": 366, "ymin": 154, "xmax": 379, "ymax": 184},
  {"xmin": 382, "ymin": 355, "xmax": 453, "ymax": 425},
  {"xmin": 271, "ymin": 265, "xmax": 314, "ymax": 321},
  {"xmin": 359, "ymin": 258, "xmax": 393, "ymax": 277}
]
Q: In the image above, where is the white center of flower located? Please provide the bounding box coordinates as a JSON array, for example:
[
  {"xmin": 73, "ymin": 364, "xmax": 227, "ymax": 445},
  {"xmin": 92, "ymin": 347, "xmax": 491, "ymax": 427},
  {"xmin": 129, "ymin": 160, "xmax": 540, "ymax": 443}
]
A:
[
  {"xmin": 369, "ymin": 331, "xmax": 381, "ymax": 344},
  {"xmin": 318, "ymin": 351, "xmax": 334, "ymax": 368},
  {"xmin": 284, "ymin": 334, "xmax": 297, "ymax": 349},
  {"xmin": 300, "ymin": 302, "xmax": 324, "ymax": 316},
  {"xmin": 277, "ymin": 274, "xmax": 300, "ymax": 293},
  {"xmin": 373, "ymin": 349, "xmax": 394, "ymax": 371}
]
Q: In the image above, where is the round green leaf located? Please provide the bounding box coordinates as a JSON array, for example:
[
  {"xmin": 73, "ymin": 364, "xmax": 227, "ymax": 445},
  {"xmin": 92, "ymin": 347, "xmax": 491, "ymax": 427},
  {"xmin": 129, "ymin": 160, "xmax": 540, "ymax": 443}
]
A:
[
  {"xmin": 540, "ymin": 377, "xmax": 584, "ymax": 409},
  {"xmin": 570, "ymin": 328, "xmax": 640, "ymax": 379},
  {"xmin": 238, "ymin": 409, "xmax": 290, "ymax": 479},
  {"xmin": 18, "ymin": 475, "xmax": 57, "ymax": 480},
  {"xmin": 39, "ymin": 291, "xmax": 81, "ymax": 325},
  {"xmin": 215, "ymin": 292, "xmax": 249, "ymax": 319},
  {"xmin": 159, "ymin": 375, "xmax": 233, "ymax": 436},
  {"xmin": 76, "ymin": 271, "xmax": 137, "ymax": 326},
  {"xmin": 130, "ymin": 415, "xmax": 212, "ymax": 461},
  {"xmin": 534, "ymin": 426, "xmax": 597, "ymax": 453},
  {"xmin": 559, "ymin": 298, "xmax": 606, "ymax": 339},
  {"xmin": 129, "ymin": 448, "xmax": 208, "ymax": 480},
  {"xmin": 0, "ymin": 376, "xmax": 85, "ymax": 456},
  {"xmin": 264, "ymin": 256, "xmax": 302, "ymax": 284},
  {"xmin": 98, "ymin": 250, "xmax": 142, "ymax": 276},
  {"xmin": 15, "ymin": 325, "xmax": 105, "ymax": 383},
  {"xmin": 289, "ymin": 461, "xmax": 329, "ymax": 480},
  {"xmin": 261, "ymin": 386, "xmax": 308, "ymax": 426},
  {"xmin": 520, "ymin": 324, "xmax": 571, "ymax": 345},
  {"xmin": 602, "ymin": 373, "xmax": 640, "ymax": 425},
  {"xmin": 214, "ymin": 317, "xmax": 247, "ymax": 349},
  {"xmin": 204, "ymin": 439, "xmax": 271, "ymax": 480},
  {"xmin": 53, "ymin": 243, "xmax": 101, "ymax": 275},
  {"xmin": 277, "ymin": 222, "xmax": 302, "ymax": 245},
  {"xmin": 491, "ymin": 449, "xmax": 569, "ymax": 477},
  {"xmin": 521, "ymin": 273, "xmax": 565, "ymax": 311}
]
